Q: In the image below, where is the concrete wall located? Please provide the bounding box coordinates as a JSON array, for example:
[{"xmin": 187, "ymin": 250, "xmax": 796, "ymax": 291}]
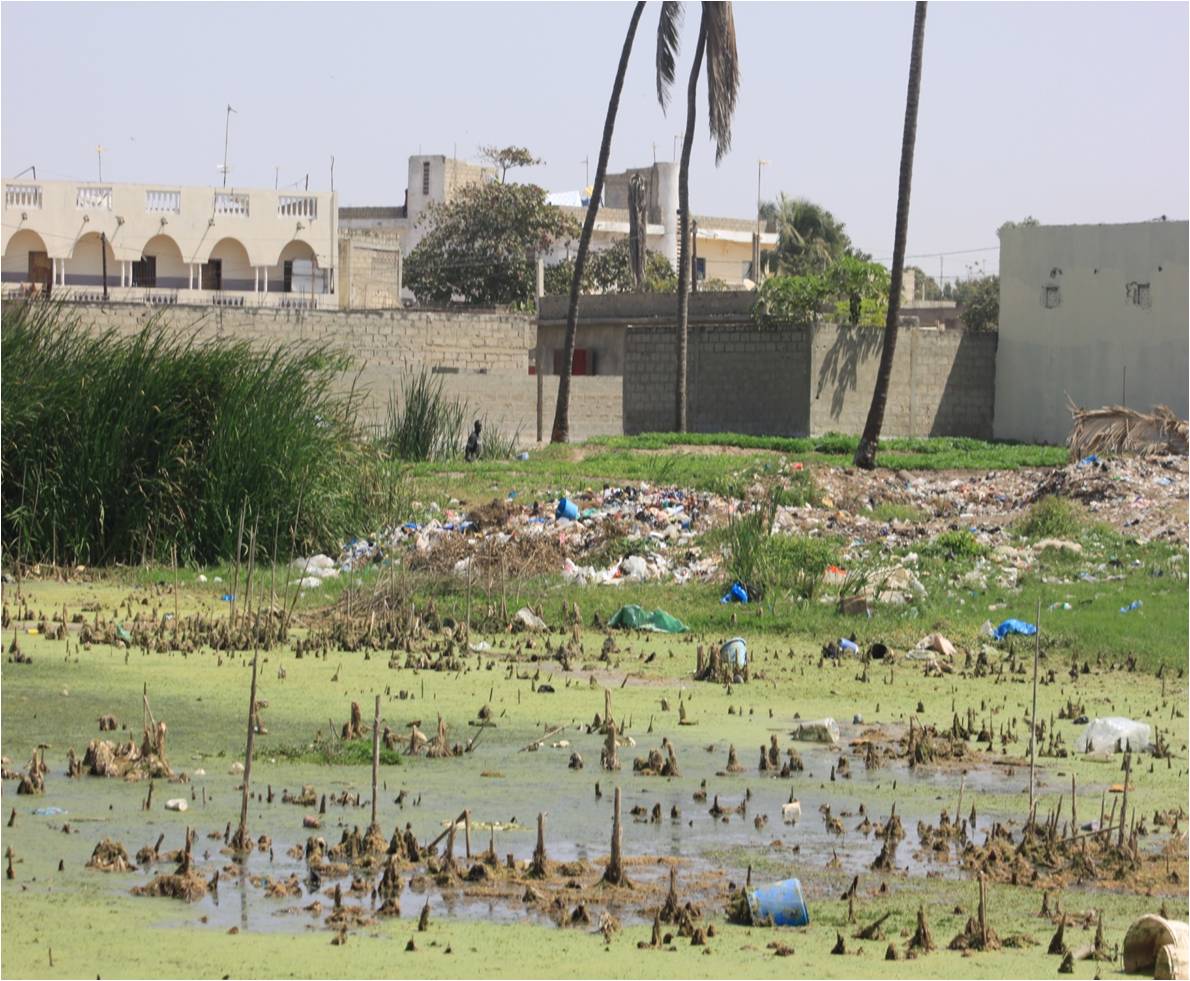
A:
[
  {"xmin": 995, "ymin": 221, "xmax": 1189, "ymax": 445},
  {"xmin": 624, "ymin": 323, "xmax": 812, "ymax": 436},
  {"xmin": 623, "ymin": 321, "xmax": 997, "ymax": 439},
  {"xmin": 810, "ymin": 325, "xmax": 996, "ymax": 438},
  {"xmin": 52, "ymin": 301, "xmax": 621, "ymax": 445},
  {"xmin": 338, "ymin": 234, "xmax": 402, "ymax": 309}
]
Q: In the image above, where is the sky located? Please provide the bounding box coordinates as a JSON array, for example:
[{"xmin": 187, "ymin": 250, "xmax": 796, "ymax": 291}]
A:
[{"xmin": 3, "ymin": 1, "xmax": 1187, "ymax": 280}]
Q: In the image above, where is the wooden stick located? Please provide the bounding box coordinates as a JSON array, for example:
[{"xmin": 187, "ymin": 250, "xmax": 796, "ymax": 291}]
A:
[
  {"xmin": 1118, "ymin": 752, "xmax": 1131, "ymax": 849},
  {"xmin": 370, "ymin": 694, "xmax": 381, "ymax": 829},
  {"xmin": 464, "ymin": 809, "xmax": 472, "ymax": 860},
  {"xmin": 1029, "ymin": 597, "xmax": 1041, "ymax": 811},
  {"xmin": 519, "ymin": 725, "xmax": 564, "ymax": 752},
  {"xmin": 230, "ymin": 500, "xmax": 246, "ymax": 627},
  {"xmin": 171, "ymin": 542, "xmax": 179, "ymax": 625},
  {"xmin": 235, "ymin": 652, "xmax": 259, "ymax": 850},
  {"xmin": 1070, "ymin": 773, "xmax": 1077, "ymax": 831}
]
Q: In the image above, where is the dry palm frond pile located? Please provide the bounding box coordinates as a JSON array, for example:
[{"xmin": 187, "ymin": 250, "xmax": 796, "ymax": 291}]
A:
[{"xmin": 1067, "ymin": 400, "xmax": 1188, "ymax": 460}]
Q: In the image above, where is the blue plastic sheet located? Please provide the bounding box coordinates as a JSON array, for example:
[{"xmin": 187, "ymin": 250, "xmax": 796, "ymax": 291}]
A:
[{"xmin": 993, "ymin": 618, "xmax": 1037, "ymax": 641}]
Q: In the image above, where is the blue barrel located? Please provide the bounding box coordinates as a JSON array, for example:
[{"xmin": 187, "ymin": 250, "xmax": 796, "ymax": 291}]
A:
[
  {"xmin": 555, "ymin": 497, "xmax": 579, "ymax": 520},
  {"xmin": 749, "ymin": 878, "xmax": 809, "ymax": 927}
]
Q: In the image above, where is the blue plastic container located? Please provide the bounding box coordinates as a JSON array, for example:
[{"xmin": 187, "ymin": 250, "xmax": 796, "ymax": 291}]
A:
[
  {"xmin": 555, "ymin": 497, "xmax": 579, "ymax": 521},
  {"xmin": 749, "ymin": 878, "xmax": 809, "ymax": 927}
]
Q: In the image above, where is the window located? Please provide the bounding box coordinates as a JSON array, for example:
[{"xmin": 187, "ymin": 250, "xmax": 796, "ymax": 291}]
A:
[
  {"xmin": 200, "ymin": 259, "xmax": 221, "ymax": 291},
  {"xmin": 422, "ymin": 161, "xmax": 431, "ymax": 196},
  {"xmin": 1126, "ymin": 282, "xmax": 1151, "ymax": 308},
  {"xmin": 132, "ymin": 255, "xmax": 156, "ymax": 288},
  {"xmin": 695, "ymin": 257, "xmax": 706, "ymax": 281},
  {"xmin": 1043, "ymin": 285, "xmax": 1060, "ymax": 309},
  {"xmin": 283, "ymin": 260, "xmax": 293, "ymax": 293},
  {"xmin": 742, "ymin": 260, "xmax": 754, "ymax": 281}
]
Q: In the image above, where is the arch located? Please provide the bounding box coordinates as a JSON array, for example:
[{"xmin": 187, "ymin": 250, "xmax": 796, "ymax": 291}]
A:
[
  {"xmin": 68, "ymin": 231, "xmax": 117, "ymax": 286},
  {"xmin": 1, "ymin": 229, "xmax": 50, "ymax": 285},
  {"xmin": 139, "ymin": 234, "xmax": 188, "ymax": 288},
  {"xmin": 275, "ymin": 239, "xmax": 317, "ymax": 266},
  {"xmin": 264, "ymin": 238, "xmax": 326, "ymax": 295},
  {"xmin": 205, "ymin": 237, "xmax": 254, "ymax": 291}
]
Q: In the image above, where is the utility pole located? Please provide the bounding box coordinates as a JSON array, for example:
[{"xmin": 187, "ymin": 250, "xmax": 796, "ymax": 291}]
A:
[
  {"xmin": 222, "ymin": 104, "xmax": 236, "ymax": 187},
  {"xmin": 96, "ymin": 145, "xmax": 105, "ymax": 182},
  {"xmin": 755, "ymin": 159, "xmax": 769, "ymax": 281},
  {"xmin": 330, "ymin": 155, "xmax": 335, "ymax": 193},
  {"xmin": 582, "ymin": 156, "xmax": 589, "ymax": 187},
  {"xmin": 100, "ymin": 231, "xmax": 108, "ymax": 301},
  {"xmin": 274, "ymin": 166, "xmax": 279, "ymax": 190}
]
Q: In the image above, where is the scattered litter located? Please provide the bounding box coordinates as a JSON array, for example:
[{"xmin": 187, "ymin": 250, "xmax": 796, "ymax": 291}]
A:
[
  {"xmin": 1123, "ymin": 915, "xmax": 1190, "ymax": 980},
  {"xmin": 790, "ymin": 718, "xmax": 839, "ymax": 745},
  {"xmin": 32, "ymin": 806, "xmax": 66, "ymax": 817},
  {"xmin": 608, "ymin": 605, "xmax": 687, "ymax": 633},
  {"xmin": 1119, "ymin": 600, "xmax": 1143, "ymax": 614},
  {"xmin": 838, "ymin": 638, "xmax": 860, "ymax": 656},
  {"xmin": 512, "ymin": 608, "xmax": 547, "ymax": 632},
  {"xmin": 720, "ymin": 638, "xmax": 747, "ymax": 669},
  {"xmin": 164, "ymin": 799, "xmax": 188, "ymax": 812},
  {"xmin": 993, "ymin": 619, "xmax": 1037, "ymax": 641},
  {"xmin": 555, "ymin": 497, "xmax": 579, "ymax": 521},
  {"xmin": 721, "ymin": 582, "xmax": 749, "ymax": 604},
  {"xmin": 1076, "ymin": 717, "xmax": 1152, "ymax": 754}
]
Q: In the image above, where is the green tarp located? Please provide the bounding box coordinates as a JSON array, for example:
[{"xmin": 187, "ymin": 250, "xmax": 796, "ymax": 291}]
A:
[{"xmin": 608, "ymin": 604, "xmax": 688, "ymax": 633}]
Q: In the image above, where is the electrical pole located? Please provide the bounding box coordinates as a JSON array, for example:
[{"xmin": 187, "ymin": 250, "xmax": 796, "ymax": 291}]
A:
[
  {"xmin": 755, "ymin": 159, "xmax": 769, "ymax": 281},
  {"xmin": 96, "ymin": 145, "xmax": 105, "ymax": 182},
  {"xmin": 101, "ymin": 231, "xmax": 108, "ymax": 301},
  {"xmin": 222, "ymin": 105, "xmax": 236, "ymax": 187}
]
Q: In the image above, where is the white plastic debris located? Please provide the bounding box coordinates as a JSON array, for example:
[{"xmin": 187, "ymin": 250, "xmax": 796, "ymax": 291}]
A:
[
  {"xmin": 1076, "ymin": 717, "xmax": 1152, "ymax": 754},
  {"xmin": 512, "ymin": 607, "xmax": 547, "ymax": 632},
  {"xmin": 164, "ymin": 798, "xmax": 189, "ymax": 812},
  {"xmin": 790, "ymin": 718, "xmax": 840, "ymax": 745}
]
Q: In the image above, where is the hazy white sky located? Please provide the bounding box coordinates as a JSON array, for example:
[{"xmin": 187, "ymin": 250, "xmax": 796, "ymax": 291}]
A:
[{"xmin": 3, "ymin": 1, "xmax": 1187, "ymax": 276}]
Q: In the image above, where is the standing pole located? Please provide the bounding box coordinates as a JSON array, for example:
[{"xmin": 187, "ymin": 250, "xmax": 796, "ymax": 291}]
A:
[
  {"xmin": 233, "ymin": 652, "xmax": 259, "ymax": 851},
  {"xmin": 1029, "ymin": 597, "xmax": 1041, "ymax": 812},
  {"xmin": 100, "ymin": 231, "xmax": 108, "ymax": 301},
  {"xmin": 370, "ymin": 694, "xmax": 381, "ymax": 830},
  {"xmin": 222, "ymin": 105, "xmax": 236, "ymax": 188}
]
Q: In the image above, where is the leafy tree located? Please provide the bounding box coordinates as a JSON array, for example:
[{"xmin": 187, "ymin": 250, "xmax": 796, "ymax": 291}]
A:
[
  {"xmin": 761, "ymin": 194, "xmax": 852, "ymax": 276},
  {"xmin": 854, "ymin": 1, "xmax": 928, "ymax": 470},
  {"xmin": 997, "ymin": 215, "xmax": 1040, "ymax": 236},
  {"xmin": 545, "ymin": 239, "xmax": 676, "ymax": 295},
  {"xmin": 752, "ymin": 255, "xmax": 888, "ymax": 326},
  {"xmin": 827, "ymin": 255, "xmax": 891, "ymax": 324},
  {"xmin": 478, "ymin": 145, "xmax": 543, "ymax": 183},
  {"xmin": 954, "ymin": 274, "xmax": 999, "ymax": 330},
  {"xmin": 405, "ymin": 181, "xmax": 578, "ymax": 307}
]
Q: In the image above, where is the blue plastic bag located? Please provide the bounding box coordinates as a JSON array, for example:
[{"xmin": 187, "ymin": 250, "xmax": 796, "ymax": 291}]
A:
[
  {"xmin": 720, "ymin": 582, "xmax": 749, "ymax": 604},
  {"xmin": 838, "ymin": 638, "xmax": 860, "ymax": 655},
  {"xmin": 994, "ymin": 619, "xmax": 1037, "ymax": 641},
  {"xmin": 1119, "ymin": 600, "xmax": 1142, "ymax": 614}
]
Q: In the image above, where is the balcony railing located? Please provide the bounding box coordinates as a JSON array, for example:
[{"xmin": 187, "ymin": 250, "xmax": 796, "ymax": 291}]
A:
[
  {"xmin": 76, "ymin": 186, "xmax": 113, "ymax": 210},
  {"xmin": 277, "ymin": 195, "xmax": 318, "ymax": 220},
  {"xmin": 213, "ymin": 192, "xmax": 249, "ymax": 217},
  {"xmin": 5, "ymin": 184, "xmax": 42, "ymax": 209},
  {"xmin": 145, "ymin": 190, "xmax": 181, "ymax": 214}
]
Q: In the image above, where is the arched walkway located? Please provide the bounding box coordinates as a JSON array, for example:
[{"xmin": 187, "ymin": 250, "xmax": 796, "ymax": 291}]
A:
[
  {"xmin": 202, "ymin": 237, "xmax": 253, "ymax": 291},
  {"xmin": 1, "ymin": 229, "xmax": 50, "ymax": 286},
  {"xmin": 136, "ymin": 234, "xmax": 187, "ymax": 288},
  {"xmin": 267, "ymin": 239, "xmax": 325, "ymax": 295},
  {"xmin": 68, "ymin": 231, "xmax": 117, "ymax": 287}
]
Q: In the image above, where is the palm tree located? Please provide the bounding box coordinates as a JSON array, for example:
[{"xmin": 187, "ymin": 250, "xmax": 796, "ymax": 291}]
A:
[
  {"xmin": 763, "ymin": 194, "xmax": 852, "ymax": 276},
  {"xmin": 550, "ymin": 2, "xmax": 647, "ymax": 443},
  {"xmin": 674, "ymin": 1, "xmax": 739, "ymax": 431},
  {"xmin": 854, "ymin": 1, "xmax": 927, "ymax": 470}
]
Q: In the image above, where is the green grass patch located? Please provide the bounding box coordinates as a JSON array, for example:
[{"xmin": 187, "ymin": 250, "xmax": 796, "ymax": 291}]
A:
[
  {"xmin": 863, "ymin": 501, "xmax": 929, "ymax": 523},
  {"xmin": 922, "ymin": 529, "xmax": 989, "ymax": 559},
  {"xmin": 1016, "ymin": 495, "xmax": 1086, "ymax": 540},
  {"xmin": 272, "ymin": 737, "xmax": 402, "ymax": 767}
]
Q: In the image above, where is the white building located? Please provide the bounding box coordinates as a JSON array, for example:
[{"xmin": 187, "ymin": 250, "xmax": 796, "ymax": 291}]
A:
[
  {"xmin": 2, "ymin": 179, "xmax": 338, "ymax": 308},
  {"xmin": 994, "ymin": 219, "xmax": 1189, "ymax": 445}
]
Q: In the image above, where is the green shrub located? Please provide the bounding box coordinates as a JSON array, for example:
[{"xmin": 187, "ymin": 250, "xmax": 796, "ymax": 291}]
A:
[
  {"xmin": 1, "ymin": 300, "xmax": 386, "ymax": 566},
  {"xmin": 1016, "ymin": 495, "xmax": 1084, "ymax": 540},
  {"xmin": 923, "ymin": 529, "xmax": 987, "ymax": 559},
  {"xmin": 380, "ymin": 368, "xmax": 519, "ymax": 462},
  {"xmin": 772, "ymin": 469, "xmax": 820, "ymax": 508}
]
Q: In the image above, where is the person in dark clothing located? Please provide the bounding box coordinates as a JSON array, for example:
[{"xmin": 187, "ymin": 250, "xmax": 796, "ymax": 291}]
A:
[{"xmin": 464, "ymin": 420, "xmax": 482, "ymax": 462}]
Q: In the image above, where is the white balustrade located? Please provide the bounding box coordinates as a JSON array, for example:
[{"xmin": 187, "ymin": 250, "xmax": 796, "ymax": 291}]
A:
[
  {"xmin": 213, "ymin": 192, "xmax": 249, "ymax": 217},
  {"xmin": 5, "ymin": 184, "xmax": 42, "ymax": 209},
  {"xmin": 75, "ymin": 186, "xmax": 113, "ymax": 210},
  {"xmin": 277, "ymin": 195, "xmax": 317, "ymax": 220},
  {"xmin": 145, "ymin": 189, "xmax": 181, "ymax": 213}
]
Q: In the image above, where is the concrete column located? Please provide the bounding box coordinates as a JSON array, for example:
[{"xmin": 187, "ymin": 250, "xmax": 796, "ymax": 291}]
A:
[{"xmin": 263, "ymin": 266, "xmax": 268, "ymax": 293}]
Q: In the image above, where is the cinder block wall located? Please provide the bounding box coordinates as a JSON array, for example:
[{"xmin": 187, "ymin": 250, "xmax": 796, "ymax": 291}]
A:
[
  {"xmin": 624, "ymin": 321, "xmax": 996, "ymax": 439},
  {"xmin": 810, "ymin": 325, "xmax": 997, "ymax": 438},
  {"xmin": 54, "ymin": 302, "xmax": 622, "ymax": 445},
  {"xmin": 624, "ymin": 323, "xmax": 813, "ymax": 436}
]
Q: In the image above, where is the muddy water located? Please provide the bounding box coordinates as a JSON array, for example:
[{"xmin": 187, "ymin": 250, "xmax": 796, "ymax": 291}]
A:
[{"xmin": 1, "ymin": 719, "xmax": 1059, "ymax": 936}]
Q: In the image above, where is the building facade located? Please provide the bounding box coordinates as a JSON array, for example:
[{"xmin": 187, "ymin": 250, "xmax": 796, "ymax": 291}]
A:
[
  {"xmin": 2, "ymin": 180, "xmax": 338, "ymax": 308},
  {"xmin": 994, "ymin": 220, "xmax": 1188, "ymax": 445}
]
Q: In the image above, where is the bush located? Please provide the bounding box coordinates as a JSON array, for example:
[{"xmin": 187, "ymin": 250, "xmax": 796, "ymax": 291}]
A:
[
  {"xmin": 1016, "ymin": 495, "xmax": 1084, "ymax": 540},
  {"xmin": 922, "ymin": 529, "xmax": 987, "ymax": 559},
  {"xmin": 719, "ymin": 490, "xmax": 837, "ymax": 602},
  {"xmin": 380, "ymin": 368, "xmax": 519, "ymax": 462},
  {"xmin": 1, "ymin": 301, "xmax": 389, "ymax": 566}
]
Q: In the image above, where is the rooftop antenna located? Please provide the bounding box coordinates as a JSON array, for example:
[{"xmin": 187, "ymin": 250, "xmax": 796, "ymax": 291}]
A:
[
  {"xmin": 12, "ymin": 166, "xmax": 36, "ymax": 180},
  {"xmin": 221, "ymin": 104, "xmax": 237, "ymax": 187},
  {"xmin": 274, "ymin": 165, "xmax": 279, "ymax": 190},
  {"xmin": 96, "ymin": 145, "xmax": 106, "ymax": 182},
  {"xmin": 581, "ymin": 156, "xmax": 589, "ymax": 186}
]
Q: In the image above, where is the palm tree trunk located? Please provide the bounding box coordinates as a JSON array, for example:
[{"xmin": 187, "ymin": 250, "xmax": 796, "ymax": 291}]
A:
[
  {"xmin": 675, "ymin": 14, "xmax": 708, "ymax": 433},
  {"xmin": 550, "ymin": 1, "xmax": 646, "ymax": 443},
  {"xmin": 853, "ymin": 1, "xmax": 927, "ymax": 470}
]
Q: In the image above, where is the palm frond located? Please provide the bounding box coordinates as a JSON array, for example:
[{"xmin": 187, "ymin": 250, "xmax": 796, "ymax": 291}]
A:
[
  {"xmin": 656, "ymin": 1, "xmax": 684, "ymax": 112},
  {"xmin": 702, "ymin": 1, "xmax": 740, "ymax": 163}
]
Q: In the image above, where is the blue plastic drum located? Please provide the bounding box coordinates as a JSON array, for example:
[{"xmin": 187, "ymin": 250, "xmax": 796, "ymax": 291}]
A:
[
  {"xmin": 749, "ymin": 878, "xmax": 809, "ymax": 927},
  {"xmin": 555, "ymin": 497, "xmax": 579, "ymax": 520}
]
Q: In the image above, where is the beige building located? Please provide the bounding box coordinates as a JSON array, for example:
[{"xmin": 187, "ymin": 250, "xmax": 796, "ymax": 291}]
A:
[
  {"xmin": 994, "ymin": 220, "xmax": 1189, "ymax": 445},
  {"xmin": 2, "ymin": 179, "xmax": 338, "ymax": 308}
]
